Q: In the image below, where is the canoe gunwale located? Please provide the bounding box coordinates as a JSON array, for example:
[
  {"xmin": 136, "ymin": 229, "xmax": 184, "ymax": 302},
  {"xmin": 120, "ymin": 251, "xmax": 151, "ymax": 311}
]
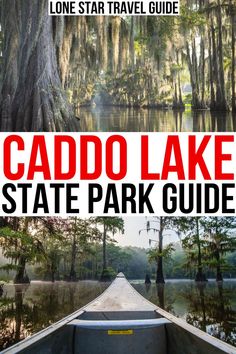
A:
[
  {"xmin": 154, "ymin": 307, "xmax": 236, "ymax": 354},
  {"xmin": 2, "ymin": 274, "xmax": 236, "ymax": 354},
  {"xmin": 1, "ymin": 280, "xmax": 116, "ymax": 353}
]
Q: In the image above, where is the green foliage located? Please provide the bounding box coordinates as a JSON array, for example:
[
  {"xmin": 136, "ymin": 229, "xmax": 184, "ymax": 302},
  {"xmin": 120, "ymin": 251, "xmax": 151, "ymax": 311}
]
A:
[
  {"xmin": 0, "ymin": 222, "xmax": 45, "ymax": 273},
  {"xmin": 180, "ymin": 5, "xmax": 206, "ymax": 31},
  {"xmin": 201, "ymin": 217, "xmax": 236, "ymax": 278},
  {"xmin": 94, "ymin": 217, "xmax": 124, "ymax": 235},
  {"xmin": 0, "ymin": 217, "xmax": 236, "ymax": 282},
  {"xmin": 100, "ymin": 267, "xmax": 116, "ymax": 281},
  {"xmin": 148, "ymin": 243, "xmax": 175, "ymax": 263}
]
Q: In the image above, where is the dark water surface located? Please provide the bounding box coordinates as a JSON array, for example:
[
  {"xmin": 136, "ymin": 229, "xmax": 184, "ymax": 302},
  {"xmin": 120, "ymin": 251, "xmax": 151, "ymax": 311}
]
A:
[
  {"xmin": 78, "ymin": 106, "xmax": 236, "ymax": 132},
  {"xmin": 1, "ymin": 280, "xmax": 236, "ymax": 350}
]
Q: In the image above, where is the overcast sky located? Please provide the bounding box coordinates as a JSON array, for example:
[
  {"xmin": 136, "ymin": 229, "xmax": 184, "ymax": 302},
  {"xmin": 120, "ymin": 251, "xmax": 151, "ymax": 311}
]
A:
[{"xmin": 114, "ymin": 217, "xmax": 180, "ymax": 249}]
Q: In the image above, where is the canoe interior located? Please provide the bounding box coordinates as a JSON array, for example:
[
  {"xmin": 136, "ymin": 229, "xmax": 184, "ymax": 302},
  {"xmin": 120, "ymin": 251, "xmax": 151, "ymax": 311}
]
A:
[
  {"xmin": 3, "ymin": 274, "xmax": 236, "ymax": 354},
  {"xmin": 12, "ymin": 313, "xmax": 235, "ymax": 354}
]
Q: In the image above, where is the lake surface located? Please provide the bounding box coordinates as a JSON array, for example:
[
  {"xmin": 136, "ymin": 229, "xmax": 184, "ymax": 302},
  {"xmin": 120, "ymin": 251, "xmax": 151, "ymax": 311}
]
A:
[
  {"xmin": 1, "ymin": 280, "xmax": 236, "ymax": 350},
  {"xmin": 78, "ymin": 106, "xmax": 236, "ymax": 132}
]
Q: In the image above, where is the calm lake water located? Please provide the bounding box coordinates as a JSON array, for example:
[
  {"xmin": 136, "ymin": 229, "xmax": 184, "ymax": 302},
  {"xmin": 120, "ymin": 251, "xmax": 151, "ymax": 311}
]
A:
[
  {"xmin": 78, "ymin": 106, "xmax": 236, "ymax": 132},
  {"xmin": 1, "ymin": 280, "xmax": 236, "ymax": 350}
]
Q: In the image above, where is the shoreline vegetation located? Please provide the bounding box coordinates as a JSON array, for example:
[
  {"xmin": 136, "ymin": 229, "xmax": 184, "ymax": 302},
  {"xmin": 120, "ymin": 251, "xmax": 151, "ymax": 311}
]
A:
[
  {"xmin": 0, "ymin": 217, "xmax": 236, "ymax": 285},
  {"xmin": 0, "ymin": 1, "xmax": 235, "ymax": 131}
]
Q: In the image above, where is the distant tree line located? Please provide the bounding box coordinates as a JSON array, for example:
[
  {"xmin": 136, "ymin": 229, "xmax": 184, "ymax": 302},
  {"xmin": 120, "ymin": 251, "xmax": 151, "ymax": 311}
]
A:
[{"xmin": 0, "ymin": 216, "xmax": 235, "ymax": 284}]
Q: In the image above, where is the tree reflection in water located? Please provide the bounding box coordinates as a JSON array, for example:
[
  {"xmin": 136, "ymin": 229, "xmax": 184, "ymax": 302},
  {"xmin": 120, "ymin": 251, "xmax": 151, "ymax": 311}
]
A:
[
  {"xmin": 0, "ymin": 281, "xmax": 108, "ymax": 350},
  {"xmin": 78, "ymin": 107, "xmax": 236, "ymax": 133},
  {"xmin": 183, "ymin": 282, "xmax": 236, "ymax": 347},
  {"xmin": 0, "ymin": 285, "xmax": 30, "ymax": 349},
  {"xmin": 133, "ymin": 280, "xmax": 236, "ymax": 347}
]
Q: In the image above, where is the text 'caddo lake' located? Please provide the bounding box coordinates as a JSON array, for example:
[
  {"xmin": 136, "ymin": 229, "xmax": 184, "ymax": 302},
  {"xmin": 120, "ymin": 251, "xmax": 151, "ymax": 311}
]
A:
[{"xmin": 1, "ymin": 133, "xmax": 236, "ymax": 216}]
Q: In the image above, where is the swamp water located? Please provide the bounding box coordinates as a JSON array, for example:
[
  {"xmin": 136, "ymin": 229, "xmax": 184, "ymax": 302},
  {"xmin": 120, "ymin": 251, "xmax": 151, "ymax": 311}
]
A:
[
  {"xmin": 0, "ymin": 280, "xmax": 236, "ymax": 350},
  {"xmin": 78, "ymin": 107, "xmax": 236, "ymax": 132}
]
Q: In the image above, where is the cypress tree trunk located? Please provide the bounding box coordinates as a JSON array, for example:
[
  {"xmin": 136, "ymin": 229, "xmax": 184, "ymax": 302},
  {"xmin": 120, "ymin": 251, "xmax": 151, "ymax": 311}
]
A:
[
  {"xmin": 210, "ymin": 16, "xmax": 222, "ymax": 111},
  {"xmin": 216, "ymin": 265, "xmax": 223, "ymax": 282},
  {"xmin": 156, "ymin": 254, "xmax": 165, "ymax": 284},
  {"xmin": 103, "ymin": 224, "xmax": 107, "ymax": 271},
  {"xmin": 178, "ymin": 72, "xmax": 184, "ymax": 108},
  {"xmin": 156, "ymin": 217, "xmax": 165, "ymax": 284},
  {"xmin": 69, "ymin": 218, "xmax": 77, "ymax": 281},
  {"xmin": 200, "ymin": 38, "xmax": 206, "ymax": 107},
  {"xmin": 129, "ymin": 17, "xmax": 135, "ymax": 72},
  {"xmin": 111, "ymin": 16, "xmax": 121, "ymax": 75},
  {"xmin": 100, "ymin": 223, "xmax": 110, "ymax": 281},
  {"xmin": 173, "ymin": 83, "xmax": 178, "ymax": 109},
  {"xmin": 96, "ymin": 16, "xmax": 108, "ymax": 71},
  {"xmin": 215, "ymin": 251, "xmax": 223, "ymax": 281},
  {"xmin": 195, "ymin": 218, "xmax": 207, "ymax": 282},
  {"xmin": 14, "ymin": 256, "xmax": 29, "ymax": 284},
  {"xmin": 172, "ymin": 51, "xmax": 184, "ymax": 110},
  {"xmin": 145, "ymin": 274, "xmax": 151, "ymax": 284},
  {"xmin": 0, "ymin": 0, "xmax": 79, "ymax": 132},
  {"xmin": 208, "ymin": 24, "xmax": 216, "ymax": 109},
  {"xmin": 50, "ymin": 259, "xmax": 56, "ymax": 282},
  {"xmin": 216, "ymin": 0, "xmax": 227, "ymax": 111},
  {"xmin": 69, "ymin": 234, "xmax": 77, "ymax": 281},
  {"xmin": 0, "ymin": 1, "xmax": 19, "ymax": 131},
  {"xmin": 231, "ymin": 1, "xmax": 236, "ymax": 111},
  {"xmin": 186, "ymin": 41, "xmax": 201, "ymax": 109}
]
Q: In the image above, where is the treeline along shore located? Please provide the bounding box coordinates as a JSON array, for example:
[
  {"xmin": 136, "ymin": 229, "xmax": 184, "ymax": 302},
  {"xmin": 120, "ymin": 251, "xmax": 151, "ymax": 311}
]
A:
[{"xmin": 0, "ymin": 217, "xmax": 236, "ymax": 284}]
